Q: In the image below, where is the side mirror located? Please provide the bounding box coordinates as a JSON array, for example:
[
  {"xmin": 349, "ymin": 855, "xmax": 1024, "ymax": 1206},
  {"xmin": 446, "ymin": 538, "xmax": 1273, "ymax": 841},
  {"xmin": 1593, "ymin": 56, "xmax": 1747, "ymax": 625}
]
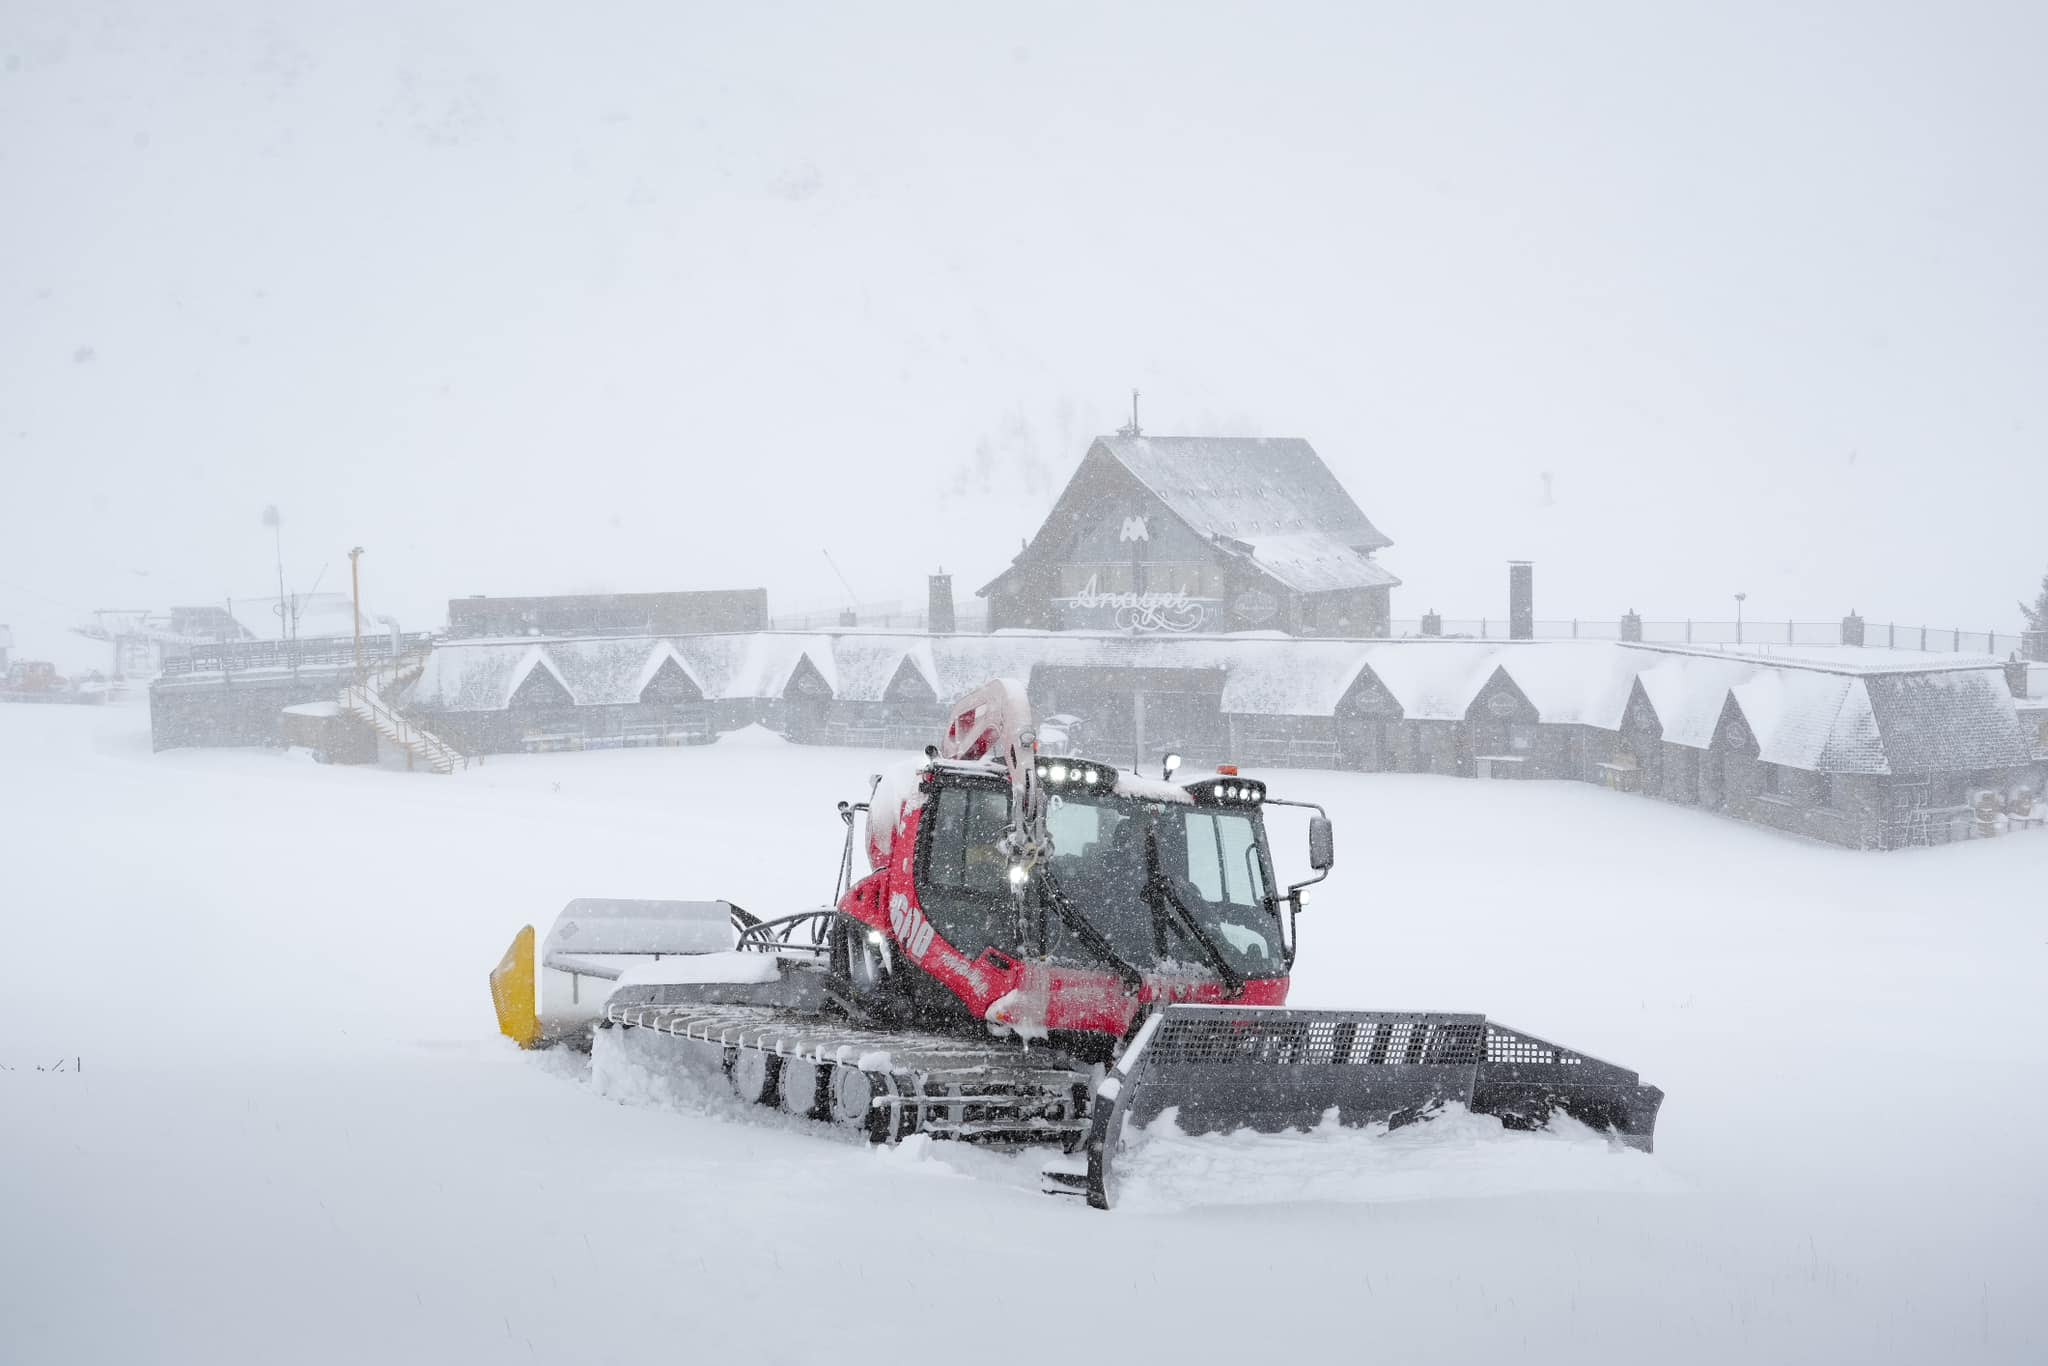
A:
[{"xmin": 1308, "ymin": 815, "xmax": 1334, "ymax": 871}]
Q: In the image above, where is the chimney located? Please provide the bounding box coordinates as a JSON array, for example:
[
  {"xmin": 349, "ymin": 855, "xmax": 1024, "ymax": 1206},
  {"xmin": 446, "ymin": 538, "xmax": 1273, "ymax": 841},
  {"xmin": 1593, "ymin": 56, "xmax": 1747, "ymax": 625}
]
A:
[
  {"xmin": 2003, "ymin": 655, "xmax": 2028, "ymax": 699},
  {"xmin": 1508, "ymin": 562, "xmax": 1533, "ymax": 640},
  {"xmin": 1620, "ymin": 609, "xmax": 1643, "ymax": 643},
  {"xmin": 927, "ymin": 573, "xmax": 956, "ymax": 634},
  {"xmin": 1841, "ymin": 611, "xmax": 1865, "ymax": 647}
]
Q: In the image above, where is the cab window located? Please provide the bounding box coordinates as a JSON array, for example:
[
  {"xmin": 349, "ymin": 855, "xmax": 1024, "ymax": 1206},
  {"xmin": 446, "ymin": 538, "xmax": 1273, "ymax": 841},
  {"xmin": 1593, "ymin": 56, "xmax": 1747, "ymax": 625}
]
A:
[{"xmin": 919, "ymin": 785, "xmax": 1013, "ymax": 954}]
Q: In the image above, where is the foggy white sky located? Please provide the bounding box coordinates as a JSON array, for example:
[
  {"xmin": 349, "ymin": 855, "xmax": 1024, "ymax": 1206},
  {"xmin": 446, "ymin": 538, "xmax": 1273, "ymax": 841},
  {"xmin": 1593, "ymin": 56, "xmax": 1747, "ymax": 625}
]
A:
[{"xmin": 3, "ymin": 0, "xmax": 2044, "ymax": 656}]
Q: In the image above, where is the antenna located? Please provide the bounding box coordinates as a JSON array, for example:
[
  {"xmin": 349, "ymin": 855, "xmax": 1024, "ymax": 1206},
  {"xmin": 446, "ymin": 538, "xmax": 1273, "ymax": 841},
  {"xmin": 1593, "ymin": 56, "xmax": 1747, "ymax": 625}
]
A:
[
  {"xmin": 821, "ymin": 549, "xmax": 859, "ymax": 610},
  {"xmin": 1118, "ymin": 387, "xmax": 1142, "ymax": 438}
]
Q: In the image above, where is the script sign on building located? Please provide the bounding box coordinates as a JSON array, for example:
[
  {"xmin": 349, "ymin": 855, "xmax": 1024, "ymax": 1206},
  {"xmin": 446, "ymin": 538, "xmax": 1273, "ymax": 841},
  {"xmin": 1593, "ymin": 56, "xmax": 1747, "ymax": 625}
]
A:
[{"xmin": 1054, "ymin": 575, "xmax": 1217, "ymax": 633}]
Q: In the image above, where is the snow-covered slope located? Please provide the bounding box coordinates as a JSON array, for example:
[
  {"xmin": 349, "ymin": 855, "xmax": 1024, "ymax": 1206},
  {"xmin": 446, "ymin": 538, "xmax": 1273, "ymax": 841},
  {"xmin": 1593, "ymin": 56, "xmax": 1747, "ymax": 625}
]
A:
[{"xmin": 1, "ymin": 703, "xmax": 2042, "ymax": 1363}]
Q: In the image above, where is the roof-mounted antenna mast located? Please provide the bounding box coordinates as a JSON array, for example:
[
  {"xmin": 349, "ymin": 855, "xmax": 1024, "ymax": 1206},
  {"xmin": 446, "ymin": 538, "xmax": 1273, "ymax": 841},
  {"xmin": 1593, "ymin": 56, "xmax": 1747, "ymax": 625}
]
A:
[{"xmin": 1117, "ymin": 388, "xmax": 1142, "ymax": 438}]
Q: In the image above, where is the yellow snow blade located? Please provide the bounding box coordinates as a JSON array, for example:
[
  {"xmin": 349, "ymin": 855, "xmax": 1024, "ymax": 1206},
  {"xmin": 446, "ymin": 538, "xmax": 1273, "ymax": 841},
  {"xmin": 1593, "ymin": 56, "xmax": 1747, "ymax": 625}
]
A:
[{"xmin": 490, "ymin": 925, "xmax": 542, "ymax": 1049}]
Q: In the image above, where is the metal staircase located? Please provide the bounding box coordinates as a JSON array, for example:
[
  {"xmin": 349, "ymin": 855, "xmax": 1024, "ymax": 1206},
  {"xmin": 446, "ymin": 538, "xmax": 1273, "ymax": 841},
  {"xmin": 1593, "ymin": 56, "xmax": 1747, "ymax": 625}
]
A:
[{"xmin": 338, "ymin": 655, "xmax": 466, "ymax": 774}]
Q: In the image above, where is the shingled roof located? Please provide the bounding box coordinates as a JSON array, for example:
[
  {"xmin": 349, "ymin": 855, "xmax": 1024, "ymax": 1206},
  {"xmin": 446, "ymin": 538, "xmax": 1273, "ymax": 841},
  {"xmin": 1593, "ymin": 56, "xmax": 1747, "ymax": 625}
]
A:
[
  {"xmin": 1094, "ymin": 435, "xmax": 1395, "ymax": 593},
  {"xmin": 979, "ymin": 435, "xmax": 1398, "ymax": 599},
  {"xmin": 1863, "ymin": 670, "xmax": 2036, "ymax": 773}
]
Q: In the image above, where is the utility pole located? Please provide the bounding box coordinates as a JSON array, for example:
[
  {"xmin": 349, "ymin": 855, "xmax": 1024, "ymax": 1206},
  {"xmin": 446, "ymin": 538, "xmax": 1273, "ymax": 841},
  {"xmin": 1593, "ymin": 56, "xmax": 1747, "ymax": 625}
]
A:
[
  {"xmin": 349, "ymin": 547, "xmax": 366, "ymax": 682},
  {"xmin": 263, "ymin": 504, "xmax": 296, "ymax": 683}
]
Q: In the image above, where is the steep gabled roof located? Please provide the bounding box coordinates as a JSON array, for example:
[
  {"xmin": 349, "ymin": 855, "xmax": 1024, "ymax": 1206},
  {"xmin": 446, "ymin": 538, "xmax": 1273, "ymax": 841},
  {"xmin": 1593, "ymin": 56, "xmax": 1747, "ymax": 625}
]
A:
[
  {"xmin": 1864, "ymin": 670, "xmax": 2034, "ymax": 773},
  {"xmin": 1100, "ymin": 434, "xmax": 1390, "ymax": 548},
  {"xmin": 1357, "ymin": 642, "xmax": 1502, "ymax": 720},
  {"xmin": 1725, "ymin": 671, "xmax": 1889, "ymax": 774},
  {"xmin": 1097, "ymin": 435, "xmax": 1396, "ymax": 594},
  {"xmin": 982, "ymin": 435, "xmax": 1398, "ymax": 599},
  {"xmin": 1632, "ymin": 653, "xmax": 1764, "ymax": 749},
  {"xmin": 1216, "ymin": 641, "xmax": 1376, "ymax": 716},
  {"xmin": 1484, "ymin": 640, "xmax": 1643, "ymax": 728}
]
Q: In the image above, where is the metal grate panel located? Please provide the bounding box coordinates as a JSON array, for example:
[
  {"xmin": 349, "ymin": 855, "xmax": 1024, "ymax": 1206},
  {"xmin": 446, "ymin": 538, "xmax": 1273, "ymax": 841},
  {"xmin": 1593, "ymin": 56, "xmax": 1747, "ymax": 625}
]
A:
[
  {"xmin": 1146, "ymin": 1011, "xmax": 1489, "ymax": 1068},
  {"xmin": 1482, "ymin": 1024, "xmax": 1586, "ymax": 1067}
]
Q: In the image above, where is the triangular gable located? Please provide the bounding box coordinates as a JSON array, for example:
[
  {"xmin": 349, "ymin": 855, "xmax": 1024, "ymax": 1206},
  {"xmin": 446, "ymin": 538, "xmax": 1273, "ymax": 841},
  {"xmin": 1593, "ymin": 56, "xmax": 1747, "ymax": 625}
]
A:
[
  {"xmin": 1619, "ymin": 678, "xmax": 1662, "ymax": 740},
  {"xmin": 1334, "ymin": 663, "xmax": 1403, "ymax": 720},
  {"xmin": 639, "ymin": 653, "xmax": 704, "ymax": 705},
  {"xmin": 506, "ymin": 647, "xmax": 574, "ymax": 709},
  {"xmin": 784, "ymin": 653, "xmax": 835, "ymax": 701},
  {"xmin": 1465, "ymin": 666, "xmax": 1538, "ymax": 724},
  {"xmin": 882, "ymin": 654, "xmax": 938, "ymax": 704},
  {"xmin": 1709, "ymin": 694, "xmax": 1760, "ymax": 758}
]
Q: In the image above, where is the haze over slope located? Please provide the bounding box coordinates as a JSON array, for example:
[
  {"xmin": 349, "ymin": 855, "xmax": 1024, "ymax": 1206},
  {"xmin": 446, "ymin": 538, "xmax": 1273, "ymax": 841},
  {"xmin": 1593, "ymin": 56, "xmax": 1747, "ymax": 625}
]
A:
[{"xmin": 4, "ymin": 1, "xmax": 2044, "ymax": 650}]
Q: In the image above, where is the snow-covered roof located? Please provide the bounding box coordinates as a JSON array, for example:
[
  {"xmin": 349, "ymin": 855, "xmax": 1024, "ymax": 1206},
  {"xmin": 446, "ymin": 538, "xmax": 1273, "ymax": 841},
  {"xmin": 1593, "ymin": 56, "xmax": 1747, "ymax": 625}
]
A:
[
  {"xmin": 404, "ymin": 631, "xmax": 2043, "ymax": 776},
  {"xmin": 1354, "ymin": 641, "xmax": 1502, "ymax": 720},
  {"xmin": 1217, "ymin": 529, "xmax": 1400, "ymax": 594},
  {"xmin": 1216, "ymin": 641, "xmax": 1373, "ymax": 716},
  {"xmin": 1631, "ymin": 652, "xmax": 1765, "ymax": 749},
  {"xmin": 548, "ymin": 636, "xmax": 671, "ymax": 706},
  {"xmin": 1464, "ymin": 640, "xmax": 1643, "ymax": 728},
  {"xmin": 981, "ymin": 435, "xmax": 1401, "ymax": 599},
  {"xmin": 1861, "ymin": 669, "xmax": 2035, "ymax": 774},
  {"xmin": 1100, "ymin": 433, "xmax": 1390, "ymax": 547},
  {"xmin": 1729, "ymin": 670, "xmax": 1887, "ymax": 773}
]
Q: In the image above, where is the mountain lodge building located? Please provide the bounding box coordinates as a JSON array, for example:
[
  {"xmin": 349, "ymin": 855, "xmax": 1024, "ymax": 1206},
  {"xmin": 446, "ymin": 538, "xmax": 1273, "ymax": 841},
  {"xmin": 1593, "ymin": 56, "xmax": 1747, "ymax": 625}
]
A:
[{"xmin": 977, "ymin": 434, "xmax": 1398, "ymax": 636}]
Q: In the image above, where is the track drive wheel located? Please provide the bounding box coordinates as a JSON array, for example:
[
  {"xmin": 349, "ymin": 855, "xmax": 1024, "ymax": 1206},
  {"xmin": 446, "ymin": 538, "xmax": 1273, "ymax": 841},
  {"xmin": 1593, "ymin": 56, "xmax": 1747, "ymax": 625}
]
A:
[
  {"xmin": 829, "ymin": 1065, "xmax": 887, "ymax": 1141},
  {"xmin": 779, "ymin": 1059, "xmax": 826, "ymax": 1119},
  {"xmin": 730, "ymin": 1048, "xmax": 779, "ymax": 1107}
]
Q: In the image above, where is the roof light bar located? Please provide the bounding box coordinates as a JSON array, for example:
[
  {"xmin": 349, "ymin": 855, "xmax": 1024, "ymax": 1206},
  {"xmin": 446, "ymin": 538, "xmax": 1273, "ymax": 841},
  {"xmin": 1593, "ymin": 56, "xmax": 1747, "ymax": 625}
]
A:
[
  {"xmin": 1033, "ymin": 756, "xmax": 1119, "ymax": 795},
  {"xmin": 1186, "ymin": 775, "xmax": 1268, "ymax": 808}
]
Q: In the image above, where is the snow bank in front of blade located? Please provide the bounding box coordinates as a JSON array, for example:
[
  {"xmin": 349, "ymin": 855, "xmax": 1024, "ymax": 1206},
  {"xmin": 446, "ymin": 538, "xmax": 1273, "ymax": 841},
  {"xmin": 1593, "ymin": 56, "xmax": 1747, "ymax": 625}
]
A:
[{"xmin": 1112, "ymin": 1105, "xmax": 1680, "ymax": 1214}]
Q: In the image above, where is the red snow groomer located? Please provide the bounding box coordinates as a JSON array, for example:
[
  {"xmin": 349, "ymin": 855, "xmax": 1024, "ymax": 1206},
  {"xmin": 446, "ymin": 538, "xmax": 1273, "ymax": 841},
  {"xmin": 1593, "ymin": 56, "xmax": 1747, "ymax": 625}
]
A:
[{"xmin": 491, "ymin": 679, "xmax": 1662, "ymax": 1208}]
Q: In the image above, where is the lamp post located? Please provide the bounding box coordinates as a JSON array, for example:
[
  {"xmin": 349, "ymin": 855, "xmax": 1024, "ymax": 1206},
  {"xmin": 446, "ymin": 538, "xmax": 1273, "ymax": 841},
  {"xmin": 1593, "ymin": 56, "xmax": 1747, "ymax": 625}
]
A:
[
  {"xmin": 263, "ymin": 504, "xmax": 300, "ymax": 683},
  {"xmin": 349, "ymin": 546, "xmax": 366, "ymax": 683},
  {"xmin": 1735, "ymin": 592, "xmax": 1747, "ymax": 646}
]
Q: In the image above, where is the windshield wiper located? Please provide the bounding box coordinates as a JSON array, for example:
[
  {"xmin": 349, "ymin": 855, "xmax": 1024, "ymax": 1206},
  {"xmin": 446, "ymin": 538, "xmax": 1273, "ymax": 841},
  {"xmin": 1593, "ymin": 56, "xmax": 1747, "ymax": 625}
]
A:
[
  {"xmin": 1032, "ymin": 864, "xmax": 1145, "ymax": 993},
  {"xmin": 1144, "ymin": 825, "xmax": 1246, "ymax": 996}
]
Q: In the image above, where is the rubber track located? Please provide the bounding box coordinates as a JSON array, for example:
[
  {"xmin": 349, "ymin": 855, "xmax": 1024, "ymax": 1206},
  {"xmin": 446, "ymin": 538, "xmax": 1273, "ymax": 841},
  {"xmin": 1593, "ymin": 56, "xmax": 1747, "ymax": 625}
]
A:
[{"xmin": 603, "ymin": 1001, "xmax": 1094, "ymax": 1141}]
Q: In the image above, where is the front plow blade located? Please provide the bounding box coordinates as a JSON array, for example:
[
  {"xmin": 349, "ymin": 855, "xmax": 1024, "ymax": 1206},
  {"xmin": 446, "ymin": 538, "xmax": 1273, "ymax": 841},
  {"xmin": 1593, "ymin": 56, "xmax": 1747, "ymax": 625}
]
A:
[{"xmin": 1078, "ymin": 1005, "xmax": 1663, "ymax": 1210}]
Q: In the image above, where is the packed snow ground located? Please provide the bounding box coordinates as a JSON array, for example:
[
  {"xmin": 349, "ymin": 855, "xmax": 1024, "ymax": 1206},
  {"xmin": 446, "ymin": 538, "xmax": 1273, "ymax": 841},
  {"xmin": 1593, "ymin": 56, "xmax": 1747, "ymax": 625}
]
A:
[{"xmin": 2, "ymin": 703, "xmax": 2043, "ymax": 1364}]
